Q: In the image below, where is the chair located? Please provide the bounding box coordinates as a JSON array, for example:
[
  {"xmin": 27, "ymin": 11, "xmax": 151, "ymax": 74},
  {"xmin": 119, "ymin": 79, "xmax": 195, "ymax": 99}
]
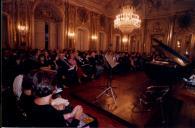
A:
[
  {"xmin": 183, "ymin": 78, "xmax": 195, "ymax": 89},
  {"xmin": 132, "ymin": 85, "xmax": 170, "ymax": 124}
]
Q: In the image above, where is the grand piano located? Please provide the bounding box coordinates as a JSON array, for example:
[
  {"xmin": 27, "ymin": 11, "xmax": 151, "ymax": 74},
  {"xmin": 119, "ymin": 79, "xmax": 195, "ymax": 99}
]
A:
[{"xmin": 144, "ymin": 38, "xmax": 192, "ymax": 83}]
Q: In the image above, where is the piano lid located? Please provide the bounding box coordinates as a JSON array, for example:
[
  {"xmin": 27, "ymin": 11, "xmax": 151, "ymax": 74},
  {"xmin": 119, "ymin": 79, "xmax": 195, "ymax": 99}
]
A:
[{"xmin": 152, "ymin": 38, "xmax": 190, "ymax": 66}]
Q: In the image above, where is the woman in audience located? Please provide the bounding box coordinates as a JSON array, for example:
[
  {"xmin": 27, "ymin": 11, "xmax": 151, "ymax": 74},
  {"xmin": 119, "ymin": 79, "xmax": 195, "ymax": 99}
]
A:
[
  {"xmin": 68, "ymin": 52, "xmax": 88, "ymax": 82},
  {"xmin": 6, "ymin": 48, "xmax": 149, "ymax": 90},
  {"xmin": 75, "ymin": 51, "xmax": 95, "ymax": 79},
  {"xmin": 14, "ymin": 54, "xmax": 24, "ymax": 75},
  {"xmin": 31, "ymin": 71, "xmax": 83, "ymax": 127},
  {"xmin": 20, "ymin": 72, "xmax": 35, "ymax": 117},
  {"xmin": 13, "ymin": 73, "xmax": 24, "ymax": 101}
]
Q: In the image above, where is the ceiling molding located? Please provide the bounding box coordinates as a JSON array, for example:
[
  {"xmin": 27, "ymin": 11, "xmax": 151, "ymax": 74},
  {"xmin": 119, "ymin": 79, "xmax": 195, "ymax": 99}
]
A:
[
  {"xmin": 68, "ymin": 0, "xmax": 106, "ymax": 15},
  {"xmin": 3, "ymin": 0, "xmax": 195, "ymax": 19}
]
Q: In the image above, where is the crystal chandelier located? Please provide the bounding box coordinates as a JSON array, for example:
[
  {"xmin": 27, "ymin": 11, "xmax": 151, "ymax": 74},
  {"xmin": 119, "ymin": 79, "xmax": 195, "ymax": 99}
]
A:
[{"xmin": 114, "ymin": 5, "xmax": 141, "ymax": 33}]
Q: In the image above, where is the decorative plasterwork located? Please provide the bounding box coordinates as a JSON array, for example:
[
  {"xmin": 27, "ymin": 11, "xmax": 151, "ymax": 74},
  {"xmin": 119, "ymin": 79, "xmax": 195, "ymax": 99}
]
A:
[
  {"xmin": 3, "ymin": 0, "xmax": 195, "ymax": 19},
  {"xmin": 34, "ymin": 3, "xmax": 62, "ymax": 22},
  {"xmin": 174, "ymin": 11, "xmax": 195, "ymax": 33},
  {"xmin": 68, "ymin": 0, "xmax": 106, "ymax": 15},
  {"xmin": 77, "ymin": 7, "xmax": 89, "ymax": 24}
]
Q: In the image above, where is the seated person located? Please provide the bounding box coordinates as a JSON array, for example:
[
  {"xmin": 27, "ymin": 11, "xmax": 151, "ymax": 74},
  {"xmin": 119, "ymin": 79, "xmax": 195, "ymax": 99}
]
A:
[
  {"xmin": 31, "ymin": 72, "xmax": 83, "ymax": 127},
  {"xmin": 56, "ymin": 52, "xmax": 78, "ymax": 86},
  {"xmin": 13, "ymin": 74, "xmax": 24, "ymax": 100},
  {"xmin": 95, "ymin": 52, "xmax": 104, "ymax": 77},
  {"xmin": 20, "ymin": 74, "xmax": 34, "ymax": 117},
  {"xmin": 75, "ymin": 51, "xmax": 95, "ymax": 78},
  {"xmin": 88, "ymin": 51, "xmax": 104, "ymax": 78},
  {"xmin": 37, "ymin": 54, "xmax": 48, "ymax": 67},
  {"xmin": 68, "ymin": 52, "xmax": 88, "ymax": 81}
]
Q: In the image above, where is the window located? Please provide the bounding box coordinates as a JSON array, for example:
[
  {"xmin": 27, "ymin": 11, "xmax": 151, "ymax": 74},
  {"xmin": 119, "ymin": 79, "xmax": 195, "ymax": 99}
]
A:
[{"xmin": 45, "ymin": 23, "xmax": 49, "ymax": 50}]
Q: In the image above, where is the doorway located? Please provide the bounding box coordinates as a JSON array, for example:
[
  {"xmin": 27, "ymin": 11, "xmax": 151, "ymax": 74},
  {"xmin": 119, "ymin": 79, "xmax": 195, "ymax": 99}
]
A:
[
  {"xmin": 45, "ymin": 23, "xmax": 49, "ymax": 50},
  {"xmin": 34, "ymin": 3, "xmax": 62, "ymax": 49}
]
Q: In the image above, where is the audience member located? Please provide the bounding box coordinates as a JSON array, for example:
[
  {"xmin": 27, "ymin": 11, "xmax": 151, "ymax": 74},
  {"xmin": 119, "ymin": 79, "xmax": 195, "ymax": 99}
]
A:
[{"xmin": 31, "ymin": 71, "xmax": 83, "ymax": 127}]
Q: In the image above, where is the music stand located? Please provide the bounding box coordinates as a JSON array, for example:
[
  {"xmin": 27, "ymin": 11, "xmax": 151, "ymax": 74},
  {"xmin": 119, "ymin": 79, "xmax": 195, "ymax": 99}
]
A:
[{"xmin": 94, "ymin": 55, "xmax": 117, "ymax": 105}]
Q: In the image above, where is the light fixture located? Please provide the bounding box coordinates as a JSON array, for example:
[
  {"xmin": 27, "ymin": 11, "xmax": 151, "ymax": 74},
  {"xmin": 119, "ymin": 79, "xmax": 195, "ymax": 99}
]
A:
[
  {"xmin": 17, "ymin": 24, "xmax": 28, "ymax": 33},
  {"xmin": 114, "ymin": 2, "xmax": 141, "ymax": 34},
  {"xmin": 68, "ymin": 32, "xmax": 75, "ymax": 38},
  {"xmin": 177, "ymin": 41, "xmax": 181, "ymax": 48},
  {"xmin": 185, "ymin": 50, "xmax": 189, "ymax": 55},
  {"xmin": 91, "ymin": 35, "xmax": 98, "ymax": 40},
  {"xmin": 122, "ymin": 35, "xmax": 128, "ymax": 43}
]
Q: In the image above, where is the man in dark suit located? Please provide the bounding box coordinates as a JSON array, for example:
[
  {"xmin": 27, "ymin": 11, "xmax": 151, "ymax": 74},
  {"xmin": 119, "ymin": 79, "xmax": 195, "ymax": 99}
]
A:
[{"xmin": 56, "ymin": 53, "xmax": 78, "ymax": 86}]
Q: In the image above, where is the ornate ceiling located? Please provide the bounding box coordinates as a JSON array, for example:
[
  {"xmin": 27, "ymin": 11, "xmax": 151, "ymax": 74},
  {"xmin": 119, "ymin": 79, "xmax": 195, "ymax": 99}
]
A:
[
  {"xmin": 34, "ymin": 3, "xmax": 63, "ymax": 22},
  {"xmin": 69, "ymin": 0, "xmax": 143, "ymax": 17},
  {"xmin": 69, "ymin": 0, "xmax": 195, "ymax": 19},
  {"xmin": 3, "ymin": 0, "xmax": 195, "ymax": 18}
]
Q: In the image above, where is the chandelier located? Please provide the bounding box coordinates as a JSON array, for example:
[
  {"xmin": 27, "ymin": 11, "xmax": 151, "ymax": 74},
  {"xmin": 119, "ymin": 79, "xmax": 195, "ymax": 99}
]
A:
[{"xmin": 114, "ymin": 5, "xmax": 141, "ymax": 33}]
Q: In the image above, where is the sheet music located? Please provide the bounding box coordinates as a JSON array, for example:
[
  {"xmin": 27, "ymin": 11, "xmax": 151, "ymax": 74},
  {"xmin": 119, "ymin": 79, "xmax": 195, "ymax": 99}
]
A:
[{"xmin": 105, "ymin": 54, "xmax": 119, "ymax": 68}]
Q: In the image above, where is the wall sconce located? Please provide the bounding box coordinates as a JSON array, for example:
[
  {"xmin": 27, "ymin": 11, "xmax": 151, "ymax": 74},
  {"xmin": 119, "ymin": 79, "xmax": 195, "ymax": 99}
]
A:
[
  {"xmin": 122, "ymin": 35, "xmax": 128, "ymax": 43},
  {"xmin": 91, "ymin": 35, "xmax": 98, "ymax": 40},
  {"xmin": 185, "ymin": 50, "xmax": 189, "ymax": 55},
  {"xmin": 177, "ymin": 40, "xmax": 181, "ymax": 48},
  {"xmin": 68, "ymin": 32, "xmax": 75, "ymax": 48},
  {"xmin": 68, "ymin": 32, "xmax": 75, "ymax": 38},
  {"xmin": 17, "ymin": 24, "xmax": 28, "ymax": 33}
]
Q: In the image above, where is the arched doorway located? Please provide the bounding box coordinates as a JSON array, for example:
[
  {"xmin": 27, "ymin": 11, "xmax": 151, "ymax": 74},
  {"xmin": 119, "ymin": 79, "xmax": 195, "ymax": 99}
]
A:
[
  {"xmin": 33, "ymin": 2, "xmax": 63, "ymax": 50},
  {"xmin": 76, "ymin": 28, "xmax": 89, "ymax": 51}
]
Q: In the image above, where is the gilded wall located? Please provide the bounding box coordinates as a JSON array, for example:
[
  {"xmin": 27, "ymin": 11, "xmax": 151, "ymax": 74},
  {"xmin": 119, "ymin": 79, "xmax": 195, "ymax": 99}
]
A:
[
  {"xmin": 2, "ymin": 0, "xmax": 112, "ymax": 51},
  {"xmin": 2, "ymin": 0, "xmax": 195, "ymax": 55},
  {"xmin": 128, "ymin": 0, "xmax": 195, "ymax": 54}
]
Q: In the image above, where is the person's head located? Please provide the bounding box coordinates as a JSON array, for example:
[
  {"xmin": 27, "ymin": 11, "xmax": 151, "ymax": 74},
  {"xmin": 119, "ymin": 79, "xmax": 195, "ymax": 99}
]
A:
[
  {"xmin": 73, "ymin": 51, "xmax": 78, "ymax": 57},
  {"xmin": 59, "ymin": 53, "xmax": 65, "ymax": 60},
  {"xmin": 32, "ymin": 71, "xmax": 55, "ymax": 98},
  {"xmin": 22, "ymin": 75, "xmax": 33, "ymax": 90},
  {"xmin": 22, "ymin": 74, "xmax": 34, "ymax": 96},
  {"xmin": 69, "ymin": 53, "xmax": 75, "ymax": 59},
  {"xmin": 16, "ymin": 55, "xmax": 22, "ymax": 65},
  {"xmin": 35, "ymin": 49, "xmax": 40, "ymax": 56},
  {"xmin": 38, "ymin": 54, "xmax": 45, "ymax": 63},
  {"xmin": 91, "ymin": 51, "xmax": 96, "ymax": 57},
  {"xmin": 44, "ymin": 51, "xmax": 49, "ymax": 57}
]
